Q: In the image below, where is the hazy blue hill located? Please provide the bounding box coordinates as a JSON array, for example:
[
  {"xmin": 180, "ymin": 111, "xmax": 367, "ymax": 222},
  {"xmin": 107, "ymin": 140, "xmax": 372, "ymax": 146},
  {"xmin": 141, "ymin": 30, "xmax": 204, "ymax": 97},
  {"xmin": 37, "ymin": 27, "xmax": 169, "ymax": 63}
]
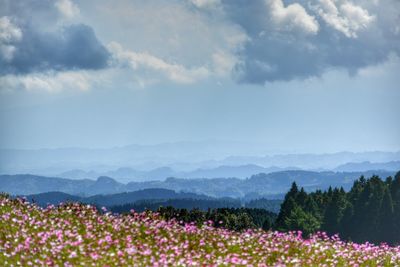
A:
[
  {"xmin": 87, "ymin": 176, "xmax": 125, "ymax": 195},
  {"xmin": 24, "ymin": 189, "xmax": 214, "ymax": 208},
  {"xmin": 127, "ymin": 170, "xmax": 396, "ymax": 198},
  {"xmin": 145, "ymin": 167, "xmax": 177, "ymax": 180},
  {"xmin": 52, "ymin": 162, "xmax": 400, "ymax": 183},
  {"xmin": 221, "ymin": 152, "xmax": 400, "ymax": 170},
  {"xmin": 23, "ymin": 191, "xmax": 82, "ymax": 207},
  {"xmin": 59, "ymin": 169, "xmax": 100, "ymax": 179},
  {"xmin": 84, "ymin": 188, "xmax": 211, "ymax": 207},
  {"xmin": 126, "ymin": 177, "xmax": 245, "ymax": 198},
  {"xmin": 55, "ymin": 165, "xmax": 289, "ymax": 182},
  {"xmin": 2, "ymin": 145, "xmax": 399, "ymax": 178},
  {"xmin": 185, "ymin": 164, "xmax": 268, "ymax": 179},
  {"xmin": 1, "ymin": 170, "xmax": 396, "ymax": 198},
  {"xmin": 0, "ymin": 174, "xmax": 124, "ymax": 196},
  {"xmin": 0, "ymin": 174, "xmax": 93, "ymax": 195},
  {"xmin": 102, "ymin": 167, "xmax": 176, "ymax": 182},
  {"xmin": 22, "ymin": 191, "xmax": 282, "ymax": 214},
  {"xmin": 334, "ymin": 161, "xmax": 400, "ymax": 172}
]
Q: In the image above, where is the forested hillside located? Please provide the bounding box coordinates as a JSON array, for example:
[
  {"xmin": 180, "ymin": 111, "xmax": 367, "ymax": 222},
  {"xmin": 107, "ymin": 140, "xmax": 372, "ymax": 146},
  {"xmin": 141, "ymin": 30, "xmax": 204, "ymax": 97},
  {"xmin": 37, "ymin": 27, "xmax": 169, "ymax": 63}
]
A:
[{"xmin": 275, "ymin": 172, "xmax": 400, "ymax": 244}]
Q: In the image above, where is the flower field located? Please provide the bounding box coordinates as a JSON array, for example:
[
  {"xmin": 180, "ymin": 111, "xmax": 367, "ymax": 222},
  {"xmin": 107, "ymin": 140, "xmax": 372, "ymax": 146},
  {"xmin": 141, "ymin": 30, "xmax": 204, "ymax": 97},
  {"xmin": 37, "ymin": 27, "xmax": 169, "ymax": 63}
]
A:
[{"xmin": 1, "ymin": 195, "xmax": 400, "ymax": 266}]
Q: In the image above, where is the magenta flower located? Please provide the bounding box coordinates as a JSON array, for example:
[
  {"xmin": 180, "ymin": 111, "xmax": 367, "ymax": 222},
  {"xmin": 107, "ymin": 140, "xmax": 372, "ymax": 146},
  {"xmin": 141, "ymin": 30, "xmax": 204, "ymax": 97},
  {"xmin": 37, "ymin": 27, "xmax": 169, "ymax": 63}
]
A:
[{"xmin": 1, "ymin": 195, "xmax": 400, "ymax": 266}]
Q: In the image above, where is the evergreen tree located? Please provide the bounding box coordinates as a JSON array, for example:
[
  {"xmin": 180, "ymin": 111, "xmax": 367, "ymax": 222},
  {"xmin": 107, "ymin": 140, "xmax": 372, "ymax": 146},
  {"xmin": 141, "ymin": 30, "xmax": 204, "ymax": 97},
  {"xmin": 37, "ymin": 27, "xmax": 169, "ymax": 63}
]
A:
[
  {"xmin": 262, "ymin": 218, "xmax": 272, "ymax": 231},
  {"xmin": 275, "ymin": 197, "xmax": 297, "ymax": 230},
  {"xmin": 303, "ymin": 195, "xmax": 320, "ymax": 217},
  {"xmin": 391, "ymin": 172, "xmax": 400, "ymax": 243},
  {"xmin": 377, "ymin": 188, "xmax": 394, "ymax": 243},
  {"xmin": 272, "ymin": 174, "xmax": 400, "ymax": 244},
  {"xmin": 323, "ymin": 188, "xmax": 347, "ymax": 235},
  {"xmin": 339, "ymin": 202, "xmax": 354, "ymax": 240},
  {"xmin": 274, "ymin": 182, "xmax": 299, "ymax": 230},
  {"xmin": 296, "ymin": 187, "xmax": 308, "ymax": 207},
  {"xmin": 283, "ymin": 206, "xmax": 320, "ymax": 237},
  {"xmin": 286, "ymin": 182, "xmax": 299, "ymax": 200}
]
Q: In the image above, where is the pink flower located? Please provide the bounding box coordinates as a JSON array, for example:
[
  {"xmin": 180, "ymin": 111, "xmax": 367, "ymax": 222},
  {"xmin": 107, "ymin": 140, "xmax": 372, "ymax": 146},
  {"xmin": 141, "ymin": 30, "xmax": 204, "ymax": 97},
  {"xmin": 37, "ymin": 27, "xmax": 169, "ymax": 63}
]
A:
[{"xmin": 90, "ymin": 252, "xmax": 99, "ymax": 260}]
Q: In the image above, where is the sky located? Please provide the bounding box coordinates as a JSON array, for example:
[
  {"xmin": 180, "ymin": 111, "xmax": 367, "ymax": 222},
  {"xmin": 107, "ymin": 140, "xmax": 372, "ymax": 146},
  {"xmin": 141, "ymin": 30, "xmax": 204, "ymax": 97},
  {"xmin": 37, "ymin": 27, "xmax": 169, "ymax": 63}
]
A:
[{"xmin": 0, "ymin": 0, "xmax": 399, "ymax": 153}]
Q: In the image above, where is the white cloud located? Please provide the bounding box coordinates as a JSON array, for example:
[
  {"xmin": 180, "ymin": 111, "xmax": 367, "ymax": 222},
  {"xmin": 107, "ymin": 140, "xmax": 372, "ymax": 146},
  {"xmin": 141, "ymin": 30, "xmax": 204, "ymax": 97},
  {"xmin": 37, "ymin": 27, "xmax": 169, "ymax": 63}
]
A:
[
  {"xmin": 109, "ymin": 42, "xmax": 210, "ymax": 84},
  {"xmin": 266, "ymin": 0, "xmax": 319, "ymax": 35},
  {"xmin": 312, "ymin": 0, "xmax": 375, "ymax": 38},
  {"xmin": 2, "ymin": 0, "xmax": 394, "ymax": 88},
  {"xmin": 358, "ymin": 53, "xmax": 400, "ymax": 77},
  {"xmin": 0, "ymin": 71, "xmax": 94, "ymax": 93},
  {"xmin": 212, "ymin": 51, "xmax": 237, "ymax": 77},
  {"xmin": 90, "ymin": 0, "xmax": 247, "ymax": 73},
  {"xmin": 0, "ymin": 16, "xmax": 22, "ymax": 62},
  {"xmin": 189, "ymin": 0, "xmax": 221, "ymax": 9},
  {"xmin": 55, "ymin": 0, "xmax": 80, "ymax": 19}
]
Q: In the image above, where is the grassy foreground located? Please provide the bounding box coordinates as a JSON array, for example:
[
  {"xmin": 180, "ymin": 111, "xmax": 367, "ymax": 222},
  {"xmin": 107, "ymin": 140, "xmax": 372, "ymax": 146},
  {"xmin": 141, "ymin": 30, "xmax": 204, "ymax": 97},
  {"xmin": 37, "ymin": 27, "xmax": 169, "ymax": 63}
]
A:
[{"xmin": 1, "ymin": 195, "xmax": 400, "ymax": 266}]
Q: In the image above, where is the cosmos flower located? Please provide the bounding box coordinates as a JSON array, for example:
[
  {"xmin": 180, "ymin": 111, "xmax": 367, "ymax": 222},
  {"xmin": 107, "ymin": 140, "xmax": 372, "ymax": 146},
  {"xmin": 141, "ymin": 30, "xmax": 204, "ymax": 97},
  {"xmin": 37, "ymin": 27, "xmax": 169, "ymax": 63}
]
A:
[{"xmin": 1, "ymin": 195, "xmax": 400, "ymax": 266}]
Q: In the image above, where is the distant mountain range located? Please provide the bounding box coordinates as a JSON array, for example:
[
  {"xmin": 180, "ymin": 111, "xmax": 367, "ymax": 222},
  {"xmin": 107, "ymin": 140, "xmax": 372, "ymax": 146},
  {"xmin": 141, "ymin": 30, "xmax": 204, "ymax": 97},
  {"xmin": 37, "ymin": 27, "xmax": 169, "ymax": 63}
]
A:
[
  {"xmin": 21, "ymin": 190, "xmax": 283, "ymax": 213},
  {"xmin": 1, "ymin": 170, "xmax": 397, "ymax": 198},
  {"xmin": 334, "ymin": 161, "xmax": 400, "ymax": 172},
  {"xmin": 22, "ymin": 188, "xmax": 213, "ymax": 208},
  {"xmin": 1, "ymin": 143, "xmax": 399, "ymax": 179},
  {"xmin": 56, "ymin": 164, "xmax": 298, "ymax": 182}
]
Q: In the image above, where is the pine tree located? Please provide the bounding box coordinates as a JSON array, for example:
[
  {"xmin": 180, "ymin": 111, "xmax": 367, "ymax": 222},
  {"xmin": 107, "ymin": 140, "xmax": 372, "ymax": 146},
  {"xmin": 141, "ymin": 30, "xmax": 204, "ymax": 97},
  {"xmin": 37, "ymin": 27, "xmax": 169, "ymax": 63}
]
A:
[
  {"xmin": 391, "ymin": 172, "xmax": 400, "ymax": 243},
  {"xmin": 340, "ymin": 202, "xmax": 354, "ymax": 240},
  {"xmin": 274, "ymin": 197, "xmax": 297, "ymax": 231},
  {"xmin": 303, "ymin": 195, "xmax": 319, "ymax": 216},
  {"xmin": 322, "ymin": 188, "xmax": 347, "ymax": 235},
  {"xmin": 274, "ymin": 182, "xmax": 299, "ymax": 230},
  {"xmin": 286, "ymin": 182, "xmax": 299, "ymax": 200},
  {"xmin": 262, "ymin": 217, "xmax": 272, "ymax": 231},
  {"xmin": 283, "ymin": 206, "xmax": 320, "ymax": 237},
  {"xmin": 296, "ymin": 187, "xmax": 308, "ymax": 207},
  {"xmin": 378, "ymin": 188, "xmax": 394, "ymax": 243}
]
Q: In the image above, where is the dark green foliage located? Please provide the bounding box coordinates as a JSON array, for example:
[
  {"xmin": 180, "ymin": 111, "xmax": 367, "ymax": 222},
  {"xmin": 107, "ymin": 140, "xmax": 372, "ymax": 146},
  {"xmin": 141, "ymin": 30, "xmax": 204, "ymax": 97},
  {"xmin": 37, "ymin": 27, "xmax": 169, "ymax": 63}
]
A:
[
  {"xmin": 274, "ymin": 182, "xmax": 299, "ymax": 231},
  {"xmin": 262, "ymin": 217, "xmax": 272, "ymax": 231},
  {"xmin": 109, "ymin": 198, "xmax": 241, "ymax": 213},
  {"xmin": 275, "ymin": 171, "xmax": 400, "ymax": 244},
  {"xmin": 156, "ymin": 206, "xmax": 277, "ymax": 232},
  {"xmin": 322, "ymin": 188, "xmax": 346, "ymax": 235},
  {"xmin": 378, "ymin": 188, "xmax": 394, "ymax": 243},
  {"xmin": 284, "ymin": 206, "xmax": 321, "ymax": 237}
]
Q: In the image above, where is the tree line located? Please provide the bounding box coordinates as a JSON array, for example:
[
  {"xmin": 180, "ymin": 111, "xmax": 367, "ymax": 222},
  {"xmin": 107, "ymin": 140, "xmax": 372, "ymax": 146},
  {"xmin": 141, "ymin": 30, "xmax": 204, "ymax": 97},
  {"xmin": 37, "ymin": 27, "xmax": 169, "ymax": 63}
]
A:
[
  {"xmin": 274, "ymin": 172, "xmax": 400, "ymax": 244},
  {"xmin": 109, "ymin": 172, "xmax": 400, "ymax": 244},
  {"xmin": 109, "ymin": 198, "xmax": 282, "ymax": 214},
  {"xmin": 109, "ymin": 198, "xmax": 241, "ymax": 213},
  {"xmin": 157, "ymin": 207, "xmax": 276, "ymax": 232}
]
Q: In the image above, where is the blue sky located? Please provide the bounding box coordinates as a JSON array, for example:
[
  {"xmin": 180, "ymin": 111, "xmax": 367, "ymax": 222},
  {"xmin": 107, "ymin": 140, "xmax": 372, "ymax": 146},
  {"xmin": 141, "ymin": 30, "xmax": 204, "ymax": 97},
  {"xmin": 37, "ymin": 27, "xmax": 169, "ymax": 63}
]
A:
[{"xmin": 0, "ymin": 0, "xmax": 399, "ymax": 153}]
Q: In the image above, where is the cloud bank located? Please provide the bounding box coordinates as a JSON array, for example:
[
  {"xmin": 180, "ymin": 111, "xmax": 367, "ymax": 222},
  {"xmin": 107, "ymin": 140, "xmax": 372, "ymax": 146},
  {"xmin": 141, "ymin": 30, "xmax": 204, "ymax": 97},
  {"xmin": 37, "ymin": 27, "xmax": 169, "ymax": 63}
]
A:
[
  {"xmin": 220, "ymin": 0, "xmax": 400, "ymax": 84},
  {"xmin": 0, "ymin": 0, "xmax": 399, "ymax": 90},
  {"xmin": 0, "ymin": 1, "xmax": 109, "ymax": 76},
  {"xmin": 109, "ymin": 42, "xmax": 210, "ymax": 85}
]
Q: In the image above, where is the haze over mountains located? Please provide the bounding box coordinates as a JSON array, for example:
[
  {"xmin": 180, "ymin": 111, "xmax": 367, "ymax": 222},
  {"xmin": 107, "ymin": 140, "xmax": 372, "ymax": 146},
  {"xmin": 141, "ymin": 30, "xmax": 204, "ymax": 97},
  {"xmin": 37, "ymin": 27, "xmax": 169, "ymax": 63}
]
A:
[
  {"xmin": 0, "ymin": 142, "xmax": 399, "ymax": 183},
  {"xmin": 22, "ymin": 189, "xmax": 214, "ymax": 208},
  {"xmin": 1, "ymin": 145, "xmax": 398, "ymax": 229},
  {"xmin": 57, "ymin": 165, "xmax": 295, "ymax": 182},
  {"xmin": 1, "ymin": 142, "xmax": 398, "ymax": 207},
  {"xmin": 334, "ymin": 161, "xmax": 400, "ymax": 172},
  {"xmin": 1, "ymin": 170, "xmax": 395, "ymax": 199},
  {"xmin": 20, "ymin": 190, "xmax": 284, "ymax": 214}
]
